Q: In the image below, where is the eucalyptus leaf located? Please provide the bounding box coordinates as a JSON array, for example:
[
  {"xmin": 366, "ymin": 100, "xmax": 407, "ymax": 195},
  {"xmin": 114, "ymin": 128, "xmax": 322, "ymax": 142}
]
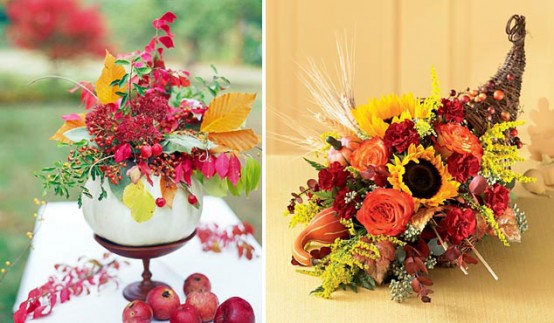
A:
[
  {"xmin": 63, "ymin": 127, "xmax": 91, "ymax": 143},
  {"xmin": 428, "ymin": 238, "xmax": 446, "ymax": 256},
  {"xmin": 395, "ymin": 246, "xmax": 406, "ymax": 263}
]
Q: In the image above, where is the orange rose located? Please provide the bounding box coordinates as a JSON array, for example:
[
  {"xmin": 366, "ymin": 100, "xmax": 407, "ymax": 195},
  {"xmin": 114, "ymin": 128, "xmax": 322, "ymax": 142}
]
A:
[
  {"xmin": 350, "ymin": 137, "xmax": 390, "ymax": 172},
  {"xmin": 356, "ymin": 188, "xmax": 414, "ymax": 236},
  {"xmin": 434, "ymin": 123, "xmax": 483, "ymax": 160}
]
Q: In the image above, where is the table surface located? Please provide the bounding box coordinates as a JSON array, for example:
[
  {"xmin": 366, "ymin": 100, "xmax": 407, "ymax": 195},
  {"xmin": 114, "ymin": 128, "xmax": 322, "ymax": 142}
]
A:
[
  {"xmin": 266, "ymin": 154, "xmax": 554, "ymax": 323},
  {"xmin": 14, "ymin": 196, "xmax": 262, "ymax": 322}
]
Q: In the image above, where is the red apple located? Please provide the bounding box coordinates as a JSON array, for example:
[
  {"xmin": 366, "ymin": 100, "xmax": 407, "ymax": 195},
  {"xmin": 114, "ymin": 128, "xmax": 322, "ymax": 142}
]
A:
[
  {"xmin": 124, "ymin": 319, "xmax": 151, "ymax": 323},
  {"xmin": 184, "ymin": 273, "xmax": 212, "ymax": 295},
  {"xmin": 185, "ymin": 291, "xmax": 219, "ymax": 322},
  {"xmin": 122, "ymin": 300, "xmax": 153, "ymax": 322},
  {"xmin": 214, "ymin": 297, "xmax": 255, "ymax": 323},
  {"xmin": 170, "ymin": 304, "xmax": 202, "ymax": 323},
  {"xmin": 146, "ymin": 286, "xmax": 180, "ymax": 320}
]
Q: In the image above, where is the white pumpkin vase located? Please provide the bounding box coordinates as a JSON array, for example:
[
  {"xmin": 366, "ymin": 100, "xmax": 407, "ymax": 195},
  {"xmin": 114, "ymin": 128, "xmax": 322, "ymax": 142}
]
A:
[{"xmin": 82, "ymin": 176, "xmax": 204, "ymax": 246}]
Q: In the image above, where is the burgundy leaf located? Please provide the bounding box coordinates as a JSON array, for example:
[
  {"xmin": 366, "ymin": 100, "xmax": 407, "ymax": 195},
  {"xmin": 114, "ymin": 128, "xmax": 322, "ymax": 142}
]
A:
[
  {"xmin": 417, "ymin": 276, "xmax": 434, "ymax": 286},
  {"xmin": 414, "ymin": 257, "xmax": 428, "ymax": 274},
  {"xmin": 405, "ymin": 257, "xmax": 417, "ymax": 275},
  {"xmin": 462, "ymin": 253, "xmax": 479, "ymax": 265},
  {"xmin": 411, "ymin": 278, "xmax": 422, "ymax": 292}
]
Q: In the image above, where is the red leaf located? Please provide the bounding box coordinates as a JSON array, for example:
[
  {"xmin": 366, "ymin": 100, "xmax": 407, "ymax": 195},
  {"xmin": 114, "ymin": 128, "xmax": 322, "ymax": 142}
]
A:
[
  {"xmin": 160, "ymin": 11, "xmax": 177, "ymax": 23},
  {"xmin": 62, "ymin": 113, "xmax": 82, "ymax": 121},
  {"xmin": 32, "ymin": 305, "xmax": 51, "ymax": 319},
  {"xmin": 228, "ymin": 155, "xmax": 241, "ymax": 185},
  {"xmin": 138, "ymin": 162, "xmax": 153, "ymax": 186},
  {"xmin": 200, "ymin": 155, "xmax": 216, "ymax": 179},
  {"xmin": 417, "ymin": 276, "xmax": 434, "ymax": 286},
  {"xmin": 114, "ymin": 143, "xmax": 131, "ymax": 163},
  {"xmin": 405, "ymin": 257, "xmax": 417, "ymax": 275},
  {"xmin": 215, "ymin": 153, "xmax": 230, "ymax": 178},
  {"xmin": 411, "ymin": 278, "xmax": 421, "ymax": 292},
  {"xmin": 60, "ymin": 288, "xmax": 71, "ymax": 303},
  {"xmin": 463, "ymin": 253, "xmax": 479, "ymax": 265},
  {"xmin": 158, "ymin": 36, "xmax": 174, "ymax": 49},
  {"xmin": 414, "ymin": 257, "xmax": 428, "ymax": 274},
  {"xmin": 13, "ymin": 306, "xmax": 28, "ymax": 323}
]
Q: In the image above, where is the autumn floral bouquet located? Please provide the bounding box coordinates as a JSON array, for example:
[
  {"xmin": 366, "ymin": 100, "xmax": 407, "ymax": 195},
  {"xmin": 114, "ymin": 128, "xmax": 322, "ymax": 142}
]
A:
[
  {"xmin": 285, "ymin": 15, "xmax": 531, "ymax": 302},
  {"xmin": 37, "ymin": 12, "xmax": 260, "ymax": 229}
]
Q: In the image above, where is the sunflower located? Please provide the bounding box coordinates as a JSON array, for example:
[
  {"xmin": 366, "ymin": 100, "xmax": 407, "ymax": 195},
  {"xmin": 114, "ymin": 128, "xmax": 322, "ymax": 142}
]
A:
[
  {"xmin": 351, "ymin": 93, "xmax": 431, "ymax": 138},
  {"xmin": 387, "ymin": 144, "xmax": 459, "ymax": 208}
]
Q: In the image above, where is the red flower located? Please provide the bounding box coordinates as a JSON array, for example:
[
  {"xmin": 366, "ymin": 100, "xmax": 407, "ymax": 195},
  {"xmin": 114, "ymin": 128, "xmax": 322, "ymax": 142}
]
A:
[
  {"xmin": 447, "ymin": 153, "xmax": 481, "ymax": 182},
  {"xmin": 332, "ymin": 188, "xmax": 358, "ymax": 219},
  {"xmin": 443, "ymin": 207, "xmax": 477, "ymax": 244},
  {"xmin": 116, "ymin": 115, "xmax": 162, "ymax": 145},
  {"xmin": 484, "ymin": 183, "xmax": 510, "ymax": 216},
  {"xmin": 356, "ymin": 188, "xmax": 414, "ymax": 236},
  {"xmin": 318, "ymin": 162, "xmax": 348, "ymax": 190},
  {"xmin": 437, "ymin": 98, "xmax": 465, "ymax": 123},
  {"xmin": 130, "ymin": 92, "xmax": 170, "ymax": 122},
  {"xmin": 383, "ymin": 120, "xmax": 420, "ymax": 153}
]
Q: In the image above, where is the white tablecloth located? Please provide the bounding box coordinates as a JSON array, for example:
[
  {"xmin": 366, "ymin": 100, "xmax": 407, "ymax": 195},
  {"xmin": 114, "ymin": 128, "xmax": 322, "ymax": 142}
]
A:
[{"xmin": 14, "ymin": 197, "xmax": 262, "ymax": 322}]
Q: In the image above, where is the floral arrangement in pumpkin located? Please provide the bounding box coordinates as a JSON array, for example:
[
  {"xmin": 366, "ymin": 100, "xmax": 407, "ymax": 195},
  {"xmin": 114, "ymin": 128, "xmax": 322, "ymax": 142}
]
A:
[
  {"xmin": 37, "ymin": 12, "xmax": 260, "ymax": 222},
  {"xmin": 284, "ymin": 15, "xmax": 531, "ymax": 302}
]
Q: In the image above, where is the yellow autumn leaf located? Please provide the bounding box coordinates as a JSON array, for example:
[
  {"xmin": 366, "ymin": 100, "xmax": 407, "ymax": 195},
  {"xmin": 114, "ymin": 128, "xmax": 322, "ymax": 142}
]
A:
[
  {"xmin": 122, "ymin": 181, "xmax": 156, "ymax": 223},
  {"xmin": 50, "ymin": 115, "xmax": 86, "ymax": 143},
  {"xmin": 160, "ymin": 176, "xmax": 177, "ymax": 209},
  {"xmin": 209, "ymin": 129, "xmax": 259, "ymax": 152},
  {"xmin": 200, "ymin": 93, "xmax": 256, "ymax": 133},
  {"xmin": 96, "ymin": 50, "xmax": 127, "ymax": 104}
]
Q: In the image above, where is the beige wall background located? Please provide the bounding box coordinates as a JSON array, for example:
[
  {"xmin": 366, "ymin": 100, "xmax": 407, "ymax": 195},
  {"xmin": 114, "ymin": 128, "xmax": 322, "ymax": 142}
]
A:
[{"xmin": 267, "ymin": 0, "xmax": 554, "ymax": 157}]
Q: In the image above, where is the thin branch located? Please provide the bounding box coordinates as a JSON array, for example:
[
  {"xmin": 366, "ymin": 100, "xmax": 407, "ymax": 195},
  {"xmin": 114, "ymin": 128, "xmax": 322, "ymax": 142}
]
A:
[{"xmin": 27, "ymin": 76, "xmax": 98, "ymax": 100}]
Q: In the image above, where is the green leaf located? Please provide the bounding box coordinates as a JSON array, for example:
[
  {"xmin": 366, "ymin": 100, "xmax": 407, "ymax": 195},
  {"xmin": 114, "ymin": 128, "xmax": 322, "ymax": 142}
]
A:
[
  {"xmin": 303, "ymin": 158, "xmax": 326, "ymax": 171},
  {"xmin": 201, "ymin": 175, "xmax": 229, "ymax": 197},
  {"xmin": 109, "ymin": 79, "xmax": 121, "ymax": 87},
  {"xmin": 133, "ymin": 83, "xmax": 146, "ymax": 96},
  {"xmin": 354, "ymin": 271, "xmax": 376, "ymax": 291},
  {"xmin": 118, "ymin": 74, "xmax": 129, "ymax": 88},
  {"xmin": 115, "ymin": 59, "xmax": 130, "ymax": 66},
  {"xmin": 63, "ymin": 127, "xmax": 91, "ymax": 143},
  {"xmin": 227, "ymin": 178, "xmax": 243, "ymax": 196},
  {"xmin": 135, "ymin": 66, "xmax": 152, "ymax": 75},
  {"xmin": 122, "ymin": 181, "xmax": 156, "ymax": 223},
  {"xmin": 210, "ymin": 64, "xmax": 218, "ymax": 74},
  {"xmin": 309, "ymin": 286, "xmax": 324, "ymax": 295},
  {"xmin": 109, "ymin": 171, "xmax": 131, "ymax": 201},
  {"xmin": 242, "ymin": 157, "xmax": 261, "ymax": 196},
  {"xmin": 162, "ymin": 134, "xmax": 215, "ymax": 154},
  {"xmin": 312, "ymin": 190, "xmax": 332, "ymax": 200}
]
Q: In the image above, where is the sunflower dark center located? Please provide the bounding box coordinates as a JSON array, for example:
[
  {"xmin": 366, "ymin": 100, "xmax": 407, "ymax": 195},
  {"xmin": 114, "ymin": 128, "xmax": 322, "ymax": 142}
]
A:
[{"xmin": 404, "ymin": 160, "xmax": 442, "ymax": 199}]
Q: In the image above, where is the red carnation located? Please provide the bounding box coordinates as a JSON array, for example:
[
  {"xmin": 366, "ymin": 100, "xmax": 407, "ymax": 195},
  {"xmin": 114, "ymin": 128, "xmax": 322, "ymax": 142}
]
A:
[
  {"xmin": 484, "ymin": 183, "xmax": 510, "ymax": 216},
  {"xmin": 437, "ymin": 98, "xmax": 465, "ymax": 123},
  {"xmin": 443, "ymin": 207, "xmax": 477, "ymax": 245},
  {"xmin": 318, "ymin": 162, "xmax": 349, "ymax": 190},
  {"xmin": 384, "ymin": 120, "xmax": 420, "ymax": 153},
  {"xmin": 447, "ymin": 153, "xmax": 481, "ymax": 182},
  {"xmin": 332, "ymin": 188, "xmax": 358, "ymax": 219}
]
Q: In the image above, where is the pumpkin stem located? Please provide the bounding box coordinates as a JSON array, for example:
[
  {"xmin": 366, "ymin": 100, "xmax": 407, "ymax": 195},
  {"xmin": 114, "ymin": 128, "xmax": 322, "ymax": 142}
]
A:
[{"xmin": 326, "ymin": 136, "xmax": 342, "ymax": 150}]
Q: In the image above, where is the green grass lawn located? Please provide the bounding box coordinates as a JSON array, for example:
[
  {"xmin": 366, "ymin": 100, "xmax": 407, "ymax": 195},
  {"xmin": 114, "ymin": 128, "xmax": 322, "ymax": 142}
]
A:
[{"xmin": 0, "ymin": 80, "xmax": 261, "ymax": 320}]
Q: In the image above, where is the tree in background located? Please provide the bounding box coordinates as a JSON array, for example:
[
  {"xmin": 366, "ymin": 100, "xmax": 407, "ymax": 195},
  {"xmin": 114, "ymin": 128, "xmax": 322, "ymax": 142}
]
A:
[
  {"xmin": 96, "ymin": 0, "xmax": 262, "ymax": 67},
  {"xmin": 5, "ymin": 0, "xmax": 108, "ymax": 64}
]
